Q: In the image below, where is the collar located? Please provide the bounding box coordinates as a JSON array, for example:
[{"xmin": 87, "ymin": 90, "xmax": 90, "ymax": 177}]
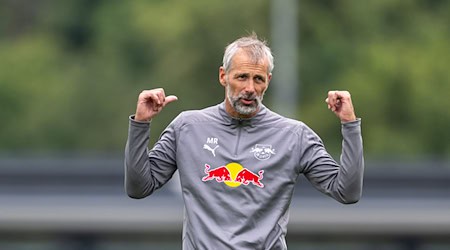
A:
[{"xmin": 218, "ymin": 102, "xmax": 267, "ymax": 127}]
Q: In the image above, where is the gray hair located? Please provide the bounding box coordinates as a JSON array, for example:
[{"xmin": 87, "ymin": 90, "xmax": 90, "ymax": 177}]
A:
[{"xmin": 222, "ymin": 33, "xmax": 274, "ymax": 73}]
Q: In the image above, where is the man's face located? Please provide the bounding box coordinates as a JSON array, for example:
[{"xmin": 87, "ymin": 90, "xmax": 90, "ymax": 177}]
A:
[{"xmin": 219, "ymin": 50, "xmax": 272, "ymax": 118}]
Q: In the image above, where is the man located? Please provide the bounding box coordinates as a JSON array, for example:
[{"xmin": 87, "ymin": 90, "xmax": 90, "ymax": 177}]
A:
[{"xmin": 125, "ymin": 34, "xmax": 364, "ymax": 249}]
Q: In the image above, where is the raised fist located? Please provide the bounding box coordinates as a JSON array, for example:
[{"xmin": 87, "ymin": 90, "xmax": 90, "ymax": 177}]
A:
[{"xmin": 325, "ymin": 90, "xmax": 357, "ymax": 122}]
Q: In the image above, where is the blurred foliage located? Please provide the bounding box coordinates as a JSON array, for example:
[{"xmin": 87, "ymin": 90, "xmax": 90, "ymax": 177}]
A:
[{"xmin": 0, "ymin": 0, "xmax": 448, "ymax": 160}]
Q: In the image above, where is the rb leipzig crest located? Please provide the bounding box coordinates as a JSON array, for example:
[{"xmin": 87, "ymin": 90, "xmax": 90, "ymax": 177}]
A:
[{"xmin": 250, "ymin": 144, "xmax": 276, "ymax": 161}]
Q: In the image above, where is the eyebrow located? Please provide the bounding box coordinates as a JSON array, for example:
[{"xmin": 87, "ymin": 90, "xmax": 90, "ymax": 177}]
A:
[
  {"xmin": 233, "ymin": 72, "xmax": 248, "ymax": 78},
  {"xmin": 233, "ymin": 72, "xmax": 266, "ymax": 81}
]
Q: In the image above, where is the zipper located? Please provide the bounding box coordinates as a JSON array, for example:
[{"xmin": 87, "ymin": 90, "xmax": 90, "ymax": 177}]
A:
[{"xmin": 233, "ymin": 120, "xmax": 243, "ymax": 157}]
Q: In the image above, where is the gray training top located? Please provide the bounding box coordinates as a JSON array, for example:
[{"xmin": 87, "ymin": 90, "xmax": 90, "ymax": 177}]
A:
[{"xmin": 125, "ymin": 102, "xmax": 364, "ymax": 250}]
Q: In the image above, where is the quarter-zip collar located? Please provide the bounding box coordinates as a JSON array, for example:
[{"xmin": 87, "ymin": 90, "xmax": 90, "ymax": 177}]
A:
[{"xmin": 218, "ymin": 101, "xmax": 267, "ymax": 128}]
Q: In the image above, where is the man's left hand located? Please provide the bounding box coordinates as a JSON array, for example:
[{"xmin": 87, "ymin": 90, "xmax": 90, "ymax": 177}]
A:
[{"xmin": 325, "ymin": 90, "xmax": 357, "ymax": 123}]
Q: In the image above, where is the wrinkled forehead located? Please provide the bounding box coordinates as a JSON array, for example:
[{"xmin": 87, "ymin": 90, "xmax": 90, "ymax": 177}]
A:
[{"xmin": 230, "ymin": 49, "xmax": 270, "ymax": 71}]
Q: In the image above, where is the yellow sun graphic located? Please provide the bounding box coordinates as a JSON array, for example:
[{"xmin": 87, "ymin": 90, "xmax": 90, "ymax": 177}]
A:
[{"xmin": 224, "ymin": 162, "xmax": 243, "ymax": 187}]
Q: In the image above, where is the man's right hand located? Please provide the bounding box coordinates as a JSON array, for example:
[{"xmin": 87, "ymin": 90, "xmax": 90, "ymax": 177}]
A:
[{"xmin": 134, "ymin": 88, "xmax": 178, "ymax": 122}]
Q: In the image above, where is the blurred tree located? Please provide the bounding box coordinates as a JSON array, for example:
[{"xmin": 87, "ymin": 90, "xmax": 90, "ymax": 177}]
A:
[
  {"xmin": 0, "ymin": 0, "xmax": 448, "ymax": 161},
  {"xmin": 297, "ymin": 0, "xmax": 450, "ymax": 159}
]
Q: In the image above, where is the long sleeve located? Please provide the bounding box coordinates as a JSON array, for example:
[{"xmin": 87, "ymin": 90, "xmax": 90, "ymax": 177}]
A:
[
  {"xmin": 124, "ymin": 115, "xmax": 178, "ymax": 199},
  {"xmin": 300, "ymin": 119, "xmax": 364, "ymax": 204}
]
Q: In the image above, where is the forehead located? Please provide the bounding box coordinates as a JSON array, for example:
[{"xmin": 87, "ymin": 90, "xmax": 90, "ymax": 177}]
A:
[{"xmin": 229, "ymin": 50, "xmax": 269, "ymax": 74}]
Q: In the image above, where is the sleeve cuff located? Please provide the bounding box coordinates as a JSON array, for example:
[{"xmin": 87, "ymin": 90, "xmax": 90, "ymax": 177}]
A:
[
  {"xmin": 341, "ymin": 118, "xmax": 361, "ymax": 127},
  {"xmin": 129, "ymin": 115, "xmax": 151, "ymax": 128}
]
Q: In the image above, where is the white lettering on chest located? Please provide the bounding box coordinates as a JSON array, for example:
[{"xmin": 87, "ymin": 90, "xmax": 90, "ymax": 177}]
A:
[{"xmin": 206, "ymin": 137, "xmax": 218, "ymax": 144}]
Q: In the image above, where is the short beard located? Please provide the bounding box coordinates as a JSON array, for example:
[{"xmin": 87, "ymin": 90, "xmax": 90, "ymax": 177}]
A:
[{"xmin": 226, "ymin": 85, "xmax": 263, "ymax": 116}]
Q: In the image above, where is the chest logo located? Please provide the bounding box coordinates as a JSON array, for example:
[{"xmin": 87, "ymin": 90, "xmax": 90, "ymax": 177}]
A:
[
  {"xmin": 250, "ymin": 144, "xmax": 276, "ymax": 161},
  {"xmin": 203, "ymin": 137, "xmax": 219, "ymax": 157},
  {"xmin": 202, "ymin": 163, "xmax": 264, "ymax": 188},
  {"xmin": 203, "ymin": 144, "xmax": 219, "ymax": 157}
]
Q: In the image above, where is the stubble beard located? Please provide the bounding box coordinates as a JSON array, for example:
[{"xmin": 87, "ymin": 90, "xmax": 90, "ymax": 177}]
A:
[{"xmin": 226, "ymin": 84, "xmax": 263, "ymax": 116}]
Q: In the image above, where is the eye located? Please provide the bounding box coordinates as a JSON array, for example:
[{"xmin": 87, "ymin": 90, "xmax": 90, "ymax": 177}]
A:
[
  {"xmin": 254, "ymin": 75, "xmax": 265, "ymax": 83},
  {"xmin": 236, "ymin": 74, "xmax": 247, "ymax": 80}
]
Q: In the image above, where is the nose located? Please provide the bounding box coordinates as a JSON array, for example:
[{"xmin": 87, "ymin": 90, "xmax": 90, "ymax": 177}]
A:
[{"xmin": 243, "ymin": 80, "xmax": 256, "ymax": 94}]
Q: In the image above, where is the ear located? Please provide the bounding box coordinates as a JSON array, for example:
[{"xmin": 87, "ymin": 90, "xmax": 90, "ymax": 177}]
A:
[
  {"xmin": 219, "ymin": 66, "xmax": 227, "ymax": 87},
  {"xmin": 267, "ymin": 73, "xmax": 272, "ymax": 84}
]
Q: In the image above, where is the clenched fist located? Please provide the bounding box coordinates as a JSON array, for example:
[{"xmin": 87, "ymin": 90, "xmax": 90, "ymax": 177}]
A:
[
  {"xmin": 134, "ymin": 88, "xmax": 178, "ymax": 122},
  {"xmin": 325, "ymin": 90, "xmax": 357, "ymax": 123}
]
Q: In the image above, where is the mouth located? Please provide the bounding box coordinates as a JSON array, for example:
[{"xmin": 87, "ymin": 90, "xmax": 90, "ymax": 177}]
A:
[{"xmin": 240, "ymin": 98, "xmax": 256, "ymax": 106}]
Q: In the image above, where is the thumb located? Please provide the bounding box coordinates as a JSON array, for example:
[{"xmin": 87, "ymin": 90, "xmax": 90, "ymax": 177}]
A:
[{"xmin": 164, "ymin": 95, "xmax": 178, "ymax": 105}]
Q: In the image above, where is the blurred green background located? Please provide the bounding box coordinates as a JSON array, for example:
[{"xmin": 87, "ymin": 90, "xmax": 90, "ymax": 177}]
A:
[
  {"xmin": 1, "ymin": 0, "xmax": 449, "ymax": 160},
  {"xmin": 1, "ymin": 1, "xmax": 449, "ymax": 250}
]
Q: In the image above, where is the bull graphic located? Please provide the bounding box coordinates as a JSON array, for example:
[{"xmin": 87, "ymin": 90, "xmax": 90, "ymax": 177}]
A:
[
  {"xmin": 202, "ymin": 164, "xmax": 231, "ymax": 182},
  {"xmin": 235, "ymin": 169, "xmax": 264, "ymax": 188}
]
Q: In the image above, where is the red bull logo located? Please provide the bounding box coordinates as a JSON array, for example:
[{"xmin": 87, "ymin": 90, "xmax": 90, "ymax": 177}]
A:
[
  {"xmin": 202, "ymin": 163, "xmax": 264, "ymax": 188},
  {"xmin": 202, "ymin": 164, "xmax": 232, "ymax": 182}
]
